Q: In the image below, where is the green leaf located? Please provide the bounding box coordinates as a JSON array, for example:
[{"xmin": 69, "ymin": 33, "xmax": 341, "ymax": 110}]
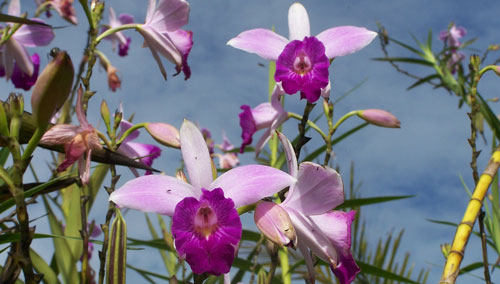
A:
[
  {"xmin": 427, "ymin": 219, "xmax": 496, "ymax": 248},
  {"xmin": 126, "ymin": 264, "xmax": 171, "ymax": 281},
  {"xmin": 407, "ymin": 74, "xmax": 439, "ymax": 90},
  {"xmin": 302, "ymin": 123, "xmax": 368, "ymax": 162},
  {"xmin": 0, "ymin": 176, "xmax": 73, "ymax": 213},
  {"xmin": 62, "ymin": 184, "xmax": 82, "ymax": 262},
  {"xmin": 0, "ymin": 13, "xmax": 50, "ymax": 26},
  {"xmin": 337, "ymin": 195, "xmax": 415, "ymax": 209},
  {"xmin": 477, "ymin": 93, "xmax": 500, "ymax": 141},
  {"xmin": 85, "ymin": 164, "xmax": 109, "ymax": 213},
  {"xmin": 0, "ymin": 147, "xmax": 9, "ymax": 166},
  {"xmin": 30, "ymin": 249, "xmax": 60, "ymax": 284},
  {"xmin": 333, "ymin": 78, "xmax": 368, "ymax": 105},
  {"xmin": 373, "ymin": 57, "xmax": 434, "ymax": 66},
  {"xmin": 459, "ymin": 261, "xmax": 500, "ymax": 274},
  {"xmin": 387, "ymin": 37, "xmax": 423, "ymax": 56},
  {"xmin": 241, "ymin": 229, "xmax": 262, "ymax": 242},
  {"xmin": 127, "ymin": 238, "xmax": 171, "ymax": 251},
  {"xmin": 42, "ymin": 196, "xmax": 79, "ymax": 284},
  {"xmin": 358, "ymin": 261, "xmax": 420, "ymax": 283}
]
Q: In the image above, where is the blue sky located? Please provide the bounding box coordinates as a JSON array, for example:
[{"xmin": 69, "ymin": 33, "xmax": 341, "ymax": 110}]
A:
[{"xmin": 2, "ymin": 0, "xmax": 500, "ymax": 283}]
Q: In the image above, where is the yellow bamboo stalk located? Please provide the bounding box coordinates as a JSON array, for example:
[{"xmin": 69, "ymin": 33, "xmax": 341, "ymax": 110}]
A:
[{"xmin": 440, "ymin": 145, "xmax": 500, "ymax": 283}]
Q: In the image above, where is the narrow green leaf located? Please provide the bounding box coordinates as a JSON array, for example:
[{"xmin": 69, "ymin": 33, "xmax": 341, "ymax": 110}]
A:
[
  {"xmin": 62, "ymin": 184, "xmax": 82, "ymax": 262},
  {"xmin": 406, "ymin": 74, "xmax": 439, "ymax": 90},
  {"xmin": 459, "ymin": 262, "xmax": 500, "ymax": 274},
  {"xmin": 85, "ymin": 164, "xmax": 109, "ymax": 213},
  {"xmin": 127, "ymin": 238, "xmax": 171, "ymax": 251},
  {"xmin": 42, "ymin": 196, "xmax": 79, "ymax": 284},
  {"xmin": 373, "ymin": 57, "xmax": 434, "ymax": 66},
  {"xmin": 427, "ymin": 29, "xmax": 433, "ymax": 50},
  {"xmin": 478, "ymin": 93, "xmax": 500, "ymax": 140},
  {"xmin": 333, "ymin": 78, "xmax": 368, "ymax": 105},
  {"xmin": 30, "ymin": 249, "xmax": 60, "ymax": 284},
  {"xmin": 357, "ymin": 261, "xmax": 419, "ymax": 283},
  {"xmin": 387, "ymin": 37, "xmax": 423, "ymax": 56},
  {"xmin": 241, "ymin": 229, "xmax": 262, "ymax": 242},
  {"xmin": 126, "ymin": 264, "xmax": 171, "ymax": 281},
  {"xmin": 0, "ymin": 13, "xmax": 51, "ymax": 26},
  {"xmin": 336, "ymin": 195, "xmax": 415, "ymax": 209},
  {"xmin": 302, "ymin": 123, "xmax": 368, "ymax": 162},
  {"xmin": 0, "ymin": 147, "xmax": 9, "ymax": 166},
  {"xmin": 107, "ymin": 209, "xmax": 127, "ymax": 284}
]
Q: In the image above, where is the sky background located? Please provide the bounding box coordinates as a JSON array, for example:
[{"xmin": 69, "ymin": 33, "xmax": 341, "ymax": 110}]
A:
[{"xmin": 2, "ymin": 0, "xmax": 500, "ymax": 283}]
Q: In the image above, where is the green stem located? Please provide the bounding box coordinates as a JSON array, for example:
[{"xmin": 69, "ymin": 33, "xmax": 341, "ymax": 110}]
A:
[
  {"xmin": 95, "ymin": 24, "xmax": 141, "ymax": 45},
  {"xmin": 0, "ymin": 166, "xmax": 15, "ymax": 191},
  {"xmin": 288, "ymin": 112, "xmax": 328, "ymax": 143},
  {"xmin": 78, "ymin": 0, "xmax": 95, "ymax": 30},
  {"xmin": 331, "ymin": 111, "xmax": 359, "ymax": 133},
  {"xmin": 21, "ymin": 127, "xmax": 46, "ymax": 161},
  {"xmin": 34, "ymin": 1, "xmax": 52, "ymax": 17},
  {"xmin": 479, "ymin": 65, "xmax": 498, "ymax": 77},
  {"xmin": 115, "ymin": 122, "xmax": 147, "ymax": 146},
  {"xmin": 278, "ymin": 248, "xmax": 291, "ymax": 284}
]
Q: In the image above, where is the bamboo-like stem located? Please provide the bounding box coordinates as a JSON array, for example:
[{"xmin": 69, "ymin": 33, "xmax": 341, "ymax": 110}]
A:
[{"xmin": 439, "ymin": 145, "xmax": 500, "ymax": 283}]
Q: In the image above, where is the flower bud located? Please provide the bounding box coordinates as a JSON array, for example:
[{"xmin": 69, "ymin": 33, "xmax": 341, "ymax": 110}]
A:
[
  {"xmin": 254, "ymin": 201, "xmax": 296, "ymax": 248},
  {"xmin": 31, "ymin": 50, "xmax": 74, "ymax": 128},
  {"xmin": 358, "ymin": 109, "xmax": 401, "ymax": 128},
  {"xmin": 9, "ymin": 93, "xmax": 24, "ymax": 117},
  {"xmin": 100, "ymin": 100, "xmax": 111, "ymax": 131},
  {"xmin": 145, "ymin": 122, "xmax": 180, "ymax": 148},
  {"xmin": 494, "ymin": 66, "xmax": 500, "ymax": 77}
]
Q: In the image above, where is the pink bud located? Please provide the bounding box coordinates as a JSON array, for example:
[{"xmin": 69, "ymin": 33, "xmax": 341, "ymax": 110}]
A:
[
  {"xmin": 254, "ymin": 201, "xmax": 296, "ymax": 248},
  {"xmin": 145, "ymin": 122, "xmax": 180, "ymax": 148},
  {"xmin": 494, "ymin": 66, "xmax": 500, "ymax": 77},
  {"xmin": 358, "ymin": 109, "xmax": 401, "ymax": 128}
]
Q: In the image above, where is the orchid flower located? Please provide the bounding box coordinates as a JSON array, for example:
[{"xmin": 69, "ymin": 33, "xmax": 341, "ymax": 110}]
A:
[
  {"xmin": 239, "ymin": 83, "xmax": 288, "ymax": 154},
  {"xmin": 40, "ymin": 87, "xmax": 102, "ymax": 185},
  {"xmin": 228, "ymin": 2, "xmax": 376, "ymax": 103},
  {"xmin": 109, "ymin": 120, "xmax": 295, "ymax": 275},
  {"xmin": 102, "ymin": 8, "xmax": 134, "ymax": 57},
  {"xmin": 136, "ymin": 0, "xmax": 193, "ymax": 80},
  {"xmin": 216, "ymin": 133, "xmax": 239, "ymax": 169},
  {"xmin": 1, "ymin": 0, "xmax": 54, "ymax": 88},
  {"xmin": 439, "ymin": 24, "xmax": 466, "ymax": 74},
  {"xmin": 48, "ymin": 0, "xmax": 78, "ymax": 25},
  {"xmin": 117, "ymin": 119, "xmax": 161, "ymax": 176},
  {"xmin": 257, "ymin": 132, "xmax": 359, "ymax": 283}
]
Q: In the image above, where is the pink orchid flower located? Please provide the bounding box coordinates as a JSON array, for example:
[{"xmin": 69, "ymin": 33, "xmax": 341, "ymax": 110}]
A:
[
  {"xmin": 259, "ymin": 132, "xmax": 359, "ymax": 283},
  {"xmin": 238, "ymin": 83, "xmax": 288, "ymax": 154},
  {"xmin": 117, "ymin": 119, "xmax": 161, "ymax": 176},
  {"xmin": 136, "ymin": 0, "xmax": 193, "ymax": 80},
  {"xmin": 40, "ymin": 87, "xmax": 102, "ymax": 185},
  {"xmin": 102, "ymin": 8, "xmax": 134, "ymax": 57},
  {"xmin": 109, "ymin": 120, "xmax": 295, "ymax": 276},
  {"xmin": 228, "ymin": 2, "xmax": 376, "ymax": 102},
  {"xmin": 50, "ymin": 0, "xmax": 78, "ymax": 25},
  {"xmin": 1, "ymin": 0, "xmax": 54, "ymax": 87}
]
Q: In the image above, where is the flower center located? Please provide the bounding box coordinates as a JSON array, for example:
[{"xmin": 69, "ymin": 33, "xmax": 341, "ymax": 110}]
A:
[
  {"xmin": 293, "ymin": 52, "xmax": 312, "ymax": 75},
  {"xmin": 193, "ymin": 200, "xmax": 218, "ymax": 238}
]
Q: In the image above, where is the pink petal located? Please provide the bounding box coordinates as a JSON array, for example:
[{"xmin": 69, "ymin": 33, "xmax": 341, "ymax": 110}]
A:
[
  {"xmin": 118, "ymin": 141, "xmax": 161, "ymax": 168},
  {"xmin": 5, "ymin": 38, "xmax": 33, "ymax": 76},
  {"xmin": 146, "ymin": 0, "xmax": 190, "ymax": 32},
  {"xmin": 145, "ymin": 0, "xmax": 156, "ymax": 24},
  {"xmin": 180, "ymin": 120, "xmax": 214, "ymax": 190},
  {"xmin": 139, "ymin": 26, "xmax": 183, "ymax": 78},
  {"xmin": 119, "ymin": 120, "xmax": 140, "ymax": 143},
  {"xmin": 227, "ymin": 29, "xmax": 288, "ymax": 61},
  {"xmin": 210, "ymin": 165, "xmax": 296, "ymax": 208},
  {"xmin": 288, "ymin": 3, "xmax": 310, "ymax": 41},
  {"xmin": 165, "ymin": 28, "xmax": 193, "ymax": 79},
  {"xmin": 282, "ymin": 162, "xmax": 344, "ymax": 215},
  {"xmin": 287, "ymin": 208, "xmax": 339, "ymax": 265},
  {"xmin": 13, "ymin": 21, "xmax": 54, "ymax": 47},
  {"xmin": 58, "ymin": 137, "xmax": 87, "ymax": 172},
  {"xmin": 316, "ymin": 26, "xmax": 377, "ymax": 59},
  {"xmin": 109, "ymin": 175, "xmax": 199, "ymax": 216},
  {"xmin": 145, "ymin": 122, "xmax": 180, "ymax": 148},
  {"xmin": 277, "ymin": 132, "xmax": 297, "ymax": 178},
  {"xmin": 8, "ymin": 0, "xmax": 20, "ymax": 17},
  {"xmin": 118, "ymin": 13, "xmax": 135, "ymax": 25},
  {"xmin": 75, "ymin": 87, "xmax": 91, "ymax": 129},
  {"xmin": 40, "ymin": 124, "xmax": 81, "ymax": 145}
]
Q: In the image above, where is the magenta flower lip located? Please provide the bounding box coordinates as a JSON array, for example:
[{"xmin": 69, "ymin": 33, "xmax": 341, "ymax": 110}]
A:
[
  {"xmin": 109, "ymin": 120, "xmax": 296, "ymax": 275},
  {"xmin": 275, "ymin": 36, "xmax": 329, "ymax": 103}
]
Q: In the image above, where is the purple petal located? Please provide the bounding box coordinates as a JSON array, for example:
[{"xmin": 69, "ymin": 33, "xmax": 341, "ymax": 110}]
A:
[
  {"xmin": 146, "ymin": 0, "xmax": 190, "ymax": 32},
  {"xmin": 118, "ymin": 37, "xmax": 131, "ymax": 57},
  {"xmin": 109, "ymin": 175, "xmax": 199, "ymax": 216},
  {"xmin": 13, "ymin": 20, "xmax": 54, "ymax": 47},
  {"xmin": 11, "ymin": 53, "xmax": 39, "ymax": 91},
  {"xmin": 118, "ymin": 13, "xmax": 134, "ymax": 25},
  {"xmin": 310, "ymin": 211, "xmax": 359, "ymax": 283},
  {"xmin": 316, "ymin": 26, "xmax": 377, "ymax": 59},
  {"xmin": 227, "ymin": 29, "xmax": 288, "ymax": 61},
  {"xmin": 282, "ymin": 162, "xmax": 344, "ymax": 215},
  {"xmin": 117, "ymin": 142, "xmax": 161, "ymax": 174},
  {"xmin": 145, "ymin": 0, "xmax": 156, "ymax": 24},
  {"xmin": 210, "ymin": 165, "xmax": 296, "ymax": 208},
  {"xmin": 288, "ymin": 3, "xmax": 310, "ymax": 41},
  {"xmin": 180, "ymin": 120, "xmax": 214, "ymax": 190},
  {"xmin": 118, "ymin": 120, "xmax": 140, "ymax": 143},
  {"xmin": 172, "ymin": 188, "xmax": 241, "ymax": 275},
  {"xmin": 165, "ymin": 29, "xmax": 193, "ymax": 80},
  {"xmin": 277, "ymin": 132, "xmax": 297, "ymax": 178},
  {"xmin": 238, "ymin": 105, "xmax": 257, "ymax": 153},
  {"xmin": 287, "ymin": 208, "xmax": 339, "ymax": 265},
  {"xmin": 5, "ymin": 38, "xmax": 33, "ymax": 77}
]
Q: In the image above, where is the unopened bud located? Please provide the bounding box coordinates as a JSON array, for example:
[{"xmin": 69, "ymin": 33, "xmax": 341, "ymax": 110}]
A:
[
  {"xmin": 494, "ymin": 66, "xmax": 500, "ymax": 77},
  {"xmin": 469, "ymin": 55, "xmax": 480, "ymax": 72},
  {"xmin": 145, "ymin": 122, "xmax": 180, "ymax": 148},
  {"xmin": 31, "ymin": 50, "xmax": 74, "ymax": 128},
  {"xmin": 358, "ymin": 109, "xmax": 401, "ymax": 128},
  {"xmin": 9, "ymin": 93, "xmax": 24, "ymax": 117},
  {"xmin": 113, "ymin": 111, "xmax": 123, "ymax": 133},
  {"xmin": 254, "ymin": 201, "xmax": 296, "ymax": 248},
  {"xmin": 100, "ymin": 100, "xmax": 111, "ymax": 131}
]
